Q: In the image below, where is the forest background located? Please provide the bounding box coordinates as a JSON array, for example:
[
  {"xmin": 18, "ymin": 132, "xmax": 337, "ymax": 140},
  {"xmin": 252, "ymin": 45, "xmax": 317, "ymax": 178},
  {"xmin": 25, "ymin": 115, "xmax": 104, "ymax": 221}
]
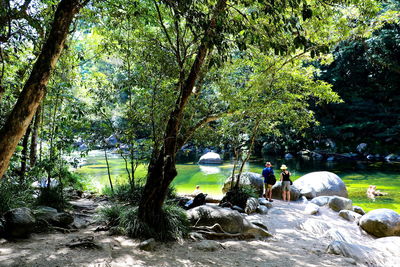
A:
[{"xmin": 0, "ymin": 0, "xmax": 399, "ymax": 238}]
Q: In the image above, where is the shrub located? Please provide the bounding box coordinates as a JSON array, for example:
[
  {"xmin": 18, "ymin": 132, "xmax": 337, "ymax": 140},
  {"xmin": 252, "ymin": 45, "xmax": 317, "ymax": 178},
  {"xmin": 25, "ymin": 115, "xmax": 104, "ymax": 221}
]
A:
[
  {"xmin": 35, "ymin": 186, "xmax": 68, "ymax": 211},
  {"xmin": 221, "ymin": 185, "xmax": 257, "ymax": 209},
  {"xmin": 98, "ymin": 204, "xmax": 125, "ymax": 227},
  {"xmin": 0, "ymin": 178, "xmax": 35, "ymax": 214},
  {"xmin": 120, "ymin": 204, "xmax": 189, "ymax": 241},
  {"xmin": 103, "ymin": 181, "xmax": 178, "ymax": 206}
]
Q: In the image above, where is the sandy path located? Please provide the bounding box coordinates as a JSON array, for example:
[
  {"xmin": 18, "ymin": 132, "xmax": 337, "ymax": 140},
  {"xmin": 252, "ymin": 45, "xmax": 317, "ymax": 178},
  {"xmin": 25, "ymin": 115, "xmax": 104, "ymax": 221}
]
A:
[{"xmin": 0, "ymin": 200, "xmax": 375, "ymax": 267}]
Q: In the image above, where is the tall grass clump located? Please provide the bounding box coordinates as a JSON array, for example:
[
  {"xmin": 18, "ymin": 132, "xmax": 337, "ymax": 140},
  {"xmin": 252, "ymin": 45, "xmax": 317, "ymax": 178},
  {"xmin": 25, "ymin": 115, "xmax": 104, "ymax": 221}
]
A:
[
  {"xmin": 120, "ymin": 204, "xmax": 190, "ymax": 241},
  {"xmin": 98, "ymin": 204, "xmax": 126, "ymax": 227},
  {"xmin": 0, "ymin": 179, "xmax": 34, "ymax": 214}
]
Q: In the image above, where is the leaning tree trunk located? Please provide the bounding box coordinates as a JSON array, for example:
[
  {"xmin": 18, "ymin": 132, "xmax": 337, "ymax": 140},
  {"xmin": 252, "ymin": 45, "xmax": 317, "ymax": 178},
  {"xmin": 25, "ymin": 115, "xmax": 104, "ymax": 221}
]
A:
[
  {"xmin": 0, "ymin": 0, "xmax": 83, "ymax": 179},
  {"xmin": 138, "ymin": 0, "xmax": 227, "ymax": 227}
]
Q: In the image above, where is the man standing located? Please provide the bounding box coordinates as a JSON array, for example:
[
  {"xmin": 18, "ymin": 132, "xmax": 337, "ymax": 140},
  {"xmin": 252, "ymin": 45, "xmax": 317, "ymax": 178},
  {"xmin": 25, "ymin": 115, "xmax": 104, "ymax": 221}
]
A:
[{"xmin": 262, "ymin": 162, "xmax": 275, "ymax": 202}]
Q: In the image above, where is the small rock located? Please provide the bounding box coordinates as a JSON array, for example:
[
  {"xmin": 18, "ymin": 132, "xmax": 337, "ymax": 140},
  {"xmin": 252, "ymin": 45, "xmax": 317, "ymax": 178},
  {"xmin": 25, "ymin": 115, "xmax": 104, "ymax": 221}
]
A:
[
  {"xmin": 284, "ymin": 153, "xmax": 294, "ymax": 159},
  {"xmin": 352, "ymin": 206, "xmax": 365, "ymax": 215},
  {"xmin": 310, "ymin": 196, "xmax": 332, "ymax": 206},
  {"xmin": 0, "ymin": 219, "xmax": 5, "ymax": 237},
  {"xmin": 189, "ymin": 232, "xmax": 205, "ymax": 241},
  {"xmin": 385, "ymin": 154, "xmax": 397, "ymax": 161},
  {"xmin": 366, "ymin": 154, "xmax": 375, "ymax": 160},
  {"xmin": 138, "ymin": 238, "xmax": 156, "ymax": 251},
  {"xmin": 194, "ymin": 240, "xmax": 222, "ymax": 251},
  {"xmin": 258, "ymin": 198, "xmax": 269, "ymax": 206},
  {"xmin": 304, "ymin": 203, "xmax": 319, "ymax": 215},
  {"xmin": 256, "ymin": 205, "xmax": 268, "ymax": 215},
  {"xmin": 356, "ymin": 143, "xmax": 368, "ymax": 153},
  {"xmin": 245, "ymin": 197, "xmax": 258, "ymax": 214},
  {"xmin": 300, "ymin": 196, "xmax": 308, "ymax": 204},
  {"xmin": 232, "ymin": 206, "xmax": 245, "ymax": 213},
  {"xmin": 53, "ymin": 212, "xmax": 74, "ymax": 227},
  {"xmin": 328, "ymin": 196, "xmax": 352, "ymax": 212},
  {"xmin": 339, "ymin": 210, "xmax": 362, "ymax": 222}
]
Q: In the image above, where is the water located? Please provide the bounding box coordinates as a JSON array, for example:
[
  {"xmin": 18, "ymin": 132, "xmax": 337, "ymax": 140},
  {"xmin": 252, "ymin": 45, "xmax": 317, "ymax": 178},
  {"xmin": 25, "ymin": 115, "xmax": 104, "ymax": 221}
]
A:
[{"xmin": 76, "ymin": 150, "xmax": 400, "ymax": 213}]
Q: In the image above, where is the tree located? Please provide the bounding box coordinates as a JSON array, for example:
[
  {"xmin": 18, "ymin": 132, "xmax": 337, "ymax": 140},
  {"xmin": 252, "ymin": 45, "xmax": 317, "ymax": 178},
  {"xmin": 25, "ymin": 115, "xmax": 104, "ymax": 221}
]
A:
[
  {"xmin": 0, "ymin": 0, "xmax": 86, "ymax": 179},
  {"xmin": 135, "ymin": 0, "xmax": 378, "ymax": 230}
]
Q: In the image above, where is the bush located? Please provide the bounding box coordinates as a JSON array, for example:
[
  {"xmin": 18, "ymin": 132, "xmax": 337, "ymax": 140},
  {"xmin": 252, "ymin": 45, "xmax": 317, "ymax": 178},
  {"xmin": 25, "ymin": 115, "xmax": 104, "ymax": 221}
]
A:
[
  {"xmin": 103, "ymin": 181, "xmax": 178, "ymax": 206},
  {"xmin": 98, "ymin": 204, "xmax": 125, "ymax": 227},
  {"xmin": 0, "ymin": 179, "xmax": 35, "ymax": 215},
  {"xmin": 221, "ymin": 185, "xmax": 258, "ymax": 209},
  {"xmin": 120, "ymin": 204, "xmax": 189, "ymax": 241},
  {"xmin": 35, "ymin": 186, "xmax": 68, "ymax": 211}
]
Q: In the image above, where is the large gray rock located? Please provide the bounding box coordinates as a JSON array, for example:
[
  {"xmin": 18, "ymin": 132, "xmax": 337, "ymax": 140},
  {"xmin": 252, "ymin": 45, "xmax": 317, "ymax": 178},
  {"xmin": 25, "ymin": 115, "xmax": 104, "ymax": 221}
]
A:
[
  {"xmin": 328, "ymin": 196, "xmax": 352, "ymax": 212},
  {"xmin": 293, "ymin": 171, "xmax": 348, "ymax": 198},
  {"xmin": 33, "ymin": 207, "xmax": 74, "ymax": 228},
  {"xmin": 222, "ymin": 172, "xmax": 264, "ymax": 196},
  {"xmin": 327, "ymin": 240, "xmax": 383, "ymax": 266},
  {"xmin": 187, "ymin": 205, "xmax": 270, "ymax": 238},
  {"xmin": 339, "ymin": 210, "xmax": 361, "ymax": 222},
  {"xmin": 198, "ymin": 152, "xmax": 223, "ymax": 164},
  {"xmin": 323, "ymin": 229, "xmax": 354, "ymax": 244},
  {"xmin": 4, "ymin": 207, "xmax": 36, "ymax": 238},
  {"xmin": 33, "ymin": 206, "xmax": 58, "ymax": 222},
  {"xmin": 359, "ymin": 209, "xmax": 400, "ymax": 237},
  {"xmin": 271, "ymin": 181, "xmax": 301, "ymax": 201},
  {"xmin": 299, "ymin": 218, "xmax": 330, "ymax": 236}
]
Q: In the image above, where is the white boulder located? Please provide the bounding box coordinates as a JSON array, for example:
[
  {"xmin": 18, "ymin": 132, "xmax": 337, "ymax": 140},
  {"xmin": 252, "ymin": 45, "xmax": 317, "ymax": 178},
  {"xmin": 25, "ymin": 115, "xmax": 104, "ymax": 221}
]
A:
[
  {"xmin": 293, "ymin": 171, "xmax": 348, "ymax": 198},
  {"xmin": 198, "ymin": 152, "xmax": 223, "ymax": 164}
]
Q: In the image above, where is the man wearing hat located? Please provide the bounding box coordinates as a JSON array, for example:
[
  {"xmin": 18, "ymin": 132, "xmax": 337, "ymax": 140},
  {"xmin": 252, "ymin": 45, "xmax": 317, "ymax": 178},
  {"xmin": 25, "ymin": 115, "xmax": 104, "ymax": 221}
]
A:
[{"xmin": 262, "ymin": 162, "xmax": 275, "ymax": 202}]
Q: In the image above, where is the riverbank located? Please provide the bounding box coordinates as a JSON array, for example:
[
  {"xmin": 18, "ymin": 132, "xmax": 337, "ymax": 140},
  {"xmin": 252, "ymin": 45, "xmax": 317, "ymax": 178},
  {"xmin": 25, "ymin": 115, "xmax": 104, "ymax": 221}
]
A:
[{"xmin": 1, "ymin": 196, "xmax": 399, "ymax": 267}]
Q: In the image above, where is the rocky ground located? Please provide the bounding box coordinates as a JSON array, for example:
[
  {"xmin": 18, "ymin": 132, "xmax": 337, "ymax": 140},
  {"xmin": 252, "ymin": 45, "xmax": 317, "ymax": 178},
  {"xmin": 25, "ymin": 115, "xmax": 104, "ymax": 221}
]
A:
[{"xmin": 2, "ymin": 196, "xmax": 399, "ymax": 267}]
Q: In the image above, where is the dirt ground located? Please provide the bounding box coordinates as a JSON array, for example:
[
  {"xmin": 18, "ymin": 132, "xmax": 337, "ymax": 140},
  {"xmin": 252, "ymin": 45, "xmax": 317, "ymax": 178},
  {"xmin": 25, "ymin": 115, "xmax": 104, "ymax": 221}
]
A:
[{"xmin": 0, "ymin": 199, "xmax": 390, "ymax": 267}]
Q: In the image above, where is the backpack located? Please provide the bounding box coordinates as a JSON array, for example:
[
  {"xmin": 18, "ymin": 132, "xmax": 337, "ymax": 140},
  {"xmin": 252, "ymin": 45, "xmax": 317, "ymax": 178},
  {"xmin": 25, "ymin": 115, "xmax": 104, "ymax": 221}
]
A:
[
  {"xmin": 268, "ymin": 173, "xmax": 276, "ymax": 185},
  {"xmin": 185, "ymin": 193, "xmax": 207, "ymax": 209}
]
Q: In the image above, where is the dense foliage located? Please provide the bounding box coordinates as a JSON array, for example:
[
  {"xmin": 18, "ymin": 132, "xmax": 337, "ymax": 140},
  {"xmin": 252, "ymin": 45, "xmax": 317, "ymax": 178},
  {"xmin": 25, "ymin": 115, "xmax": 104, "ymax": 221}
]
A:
[{"xmin": 313, "ymin": 22, "xmax": 400, "ymax": 153}]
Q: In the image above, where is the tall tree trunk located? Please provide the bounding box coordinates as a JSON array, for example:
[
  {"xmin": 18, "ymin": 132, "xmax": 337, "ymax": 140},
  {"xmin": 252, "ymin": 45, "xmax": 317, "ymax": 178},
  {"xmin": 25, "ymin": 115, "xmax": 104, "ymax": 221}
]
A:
[
  {"xmin": 20, "ymin": 124, "xmax": 32, "ymax": 182},
  {"xmin": 0, "ymin": 0, "xmax": 83, "ymax": 179},
  {"xmin": 29, "ymin": 105, "xmax": 41, "ymax": 166},
  {"xmin": 104, "ymin": 148, "xmax": 113, "ymax": 193},
  {"xmin": 235, "ymin": 119, "xmax": 261, "ymax": 189},
  {"xmin": 138, "ymin": 0, "xmax": 227, "ymax": 227}
]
